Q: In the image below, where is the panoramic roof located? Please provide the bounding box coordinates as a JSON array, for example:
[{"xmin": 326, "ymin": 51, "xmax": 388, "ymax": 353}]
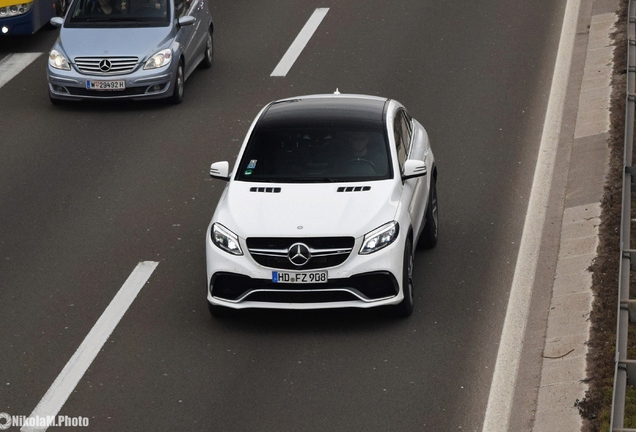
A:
[{"xmin": 256, "ymin": 96, "xmax": 388, "ymax": 130}]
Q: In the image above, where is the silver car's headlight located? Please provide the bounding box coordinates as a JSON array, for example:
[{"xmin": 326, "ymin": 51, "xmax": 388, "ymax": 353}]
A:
[
  {"xmin": 143, "ymin": 49, "xmax": 172, "ymax": 70},
  {"xmin": 211, "ymin": 223, "xmax": 243, "ymax": 256},
  {"xmin": 359, "ymin": 221, "xmax": 399, "ymax": 255},
  {"xmin": 48, "ymin": 49, "xmax": 70, "ymax": 71}
]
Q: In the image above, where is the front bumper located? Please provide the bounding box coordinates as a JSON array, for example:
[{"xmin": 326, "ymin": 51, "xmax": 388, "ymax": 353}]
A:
[
  {"xmin": 47, "ymin": 64, "xmax": 175, "ymax": 101},
  {"xmin": 205, "ymin": 225, "xmax": 407, "ymax": 311},
  {"xmin": 0, "ymin": 13, "xmax": 36, "ymax": 35}
]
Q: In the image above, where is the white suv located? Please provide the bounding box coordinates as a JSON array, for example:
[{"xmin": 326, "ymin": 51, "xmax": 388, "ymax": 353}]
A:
[{"xmin": 205, "ymin": 93, "xmax": 438, "ymax": 317}]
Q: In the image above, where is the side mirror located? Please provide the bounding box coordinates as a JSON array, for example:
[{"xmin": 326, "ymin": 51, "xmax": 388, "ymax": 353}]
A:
[
  {"xmin": 178, "ymin": 16, "xmax": 196, "ymax": 26},
  {"xmin": 210, "ymin": 161, "xmax": 230, "ymax": 181},
  {"xmin": 402, "ymin": 159, "xmax": 427, "ymax": 181},
  {"xmin": 50, "ymin": 17, "xmax": 64, "ymax": 27}
]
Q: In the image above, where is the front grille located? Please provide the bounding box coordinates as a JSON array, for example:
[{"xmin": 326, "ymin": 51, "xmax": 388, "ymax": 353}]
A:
[
  {"xmin": 74, "ymin": 56, "xmax": 139, "ymax": 75},
  {"xmin": 247, "ymin": 237, "xmax": 354, "ymax": 270}
]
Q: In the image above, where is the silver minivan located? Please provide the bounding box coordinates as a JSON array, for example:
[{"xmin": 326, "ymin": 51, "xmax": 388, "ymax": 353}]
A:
[{"xmin": 47, "ymin": 0, "xmax": 213, "ymax": 104}]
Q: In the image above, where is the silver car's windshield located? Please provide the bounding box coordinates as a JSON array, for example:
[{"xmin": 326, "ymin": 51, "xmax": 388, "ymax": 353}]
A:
[
  {"xmin": 66, "ymin": 0, "xmax": 171, "ymax": 25},
  {"xmin": 236, "ymin": 127, "xmax": 393, "ymax": 183}
]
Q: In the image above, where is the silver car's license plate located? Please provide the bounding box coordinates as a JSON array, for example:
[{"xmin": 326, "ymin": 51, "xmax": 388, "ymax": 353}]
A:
[
  {"xmin": 272, "ymin": 271, "xmax": 327, "ymax": 283},
  {"xmin": 87, "ymin": 80, "xmax": 126, "ymax": 90}
]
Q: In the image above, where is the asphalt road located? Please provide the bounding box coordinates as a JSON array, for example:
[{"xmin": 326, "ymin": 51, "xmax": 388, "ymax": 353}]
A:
[{"xmin": 0, "ymin": 0, "xmax": 569, "ymax": 430}]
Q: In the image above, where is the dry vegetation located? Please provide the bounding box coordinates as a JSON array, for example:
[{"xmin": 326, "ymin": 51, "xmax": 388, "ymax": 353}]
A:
[{"xmin": 576, "ymin": 0, "xmax": 630, "ymax": 430}]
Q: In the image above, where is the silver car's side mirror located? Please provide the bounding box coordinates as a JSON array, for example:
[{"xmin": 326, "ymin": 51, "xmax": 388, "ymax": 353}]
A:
[
  {"xmin": 50, "ymin": 17, "xmax": 64, "ymax": 27},
  {"xmin": 401, "ymin": 159, "xmax": 427, "ymax": 181},
  {"xmin": 210, "ymin": 161, "xmax": 230, "ymax": 181},
  {"xmin": 178, "ymin": 16, "xmax": 196, "ymax": 26}
]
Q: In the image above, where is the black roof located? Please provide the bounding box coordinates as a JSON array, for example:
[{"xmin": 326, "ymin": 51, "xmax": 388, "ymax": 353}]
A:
[{"xmin": 256, "ymin": 96, "xmax": 388, "ymax": 130}]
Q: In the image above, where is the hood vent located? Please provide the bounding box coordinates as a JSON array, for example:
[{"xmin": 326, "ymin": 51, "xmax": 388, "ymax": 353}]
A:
[
  {"xmin": 337, "ymin": 186, "xmax": 371, "ymax": 192},
  {"xmin": 250, "ymin": 187, "xmax": 281, "ymax": 193}
]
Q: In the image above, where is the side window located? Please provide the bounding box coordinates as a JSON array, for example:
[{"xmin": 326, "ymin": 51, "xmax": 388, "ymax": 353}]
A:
[{"xmin": 394, "ymin": 109, "xmax": 413, "ymax": 172}]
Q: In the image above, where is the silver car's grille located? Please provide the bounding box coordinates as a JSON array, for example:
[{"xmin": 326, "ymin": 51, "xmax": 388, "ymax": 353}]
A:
[{"xmin": 74, "ymin": 57, "xmax": 139, "ymax": 75}]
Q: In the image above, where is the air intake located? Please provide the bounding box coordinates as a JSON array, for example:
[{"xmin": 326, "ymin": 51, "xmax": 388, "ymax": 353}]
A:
[
  {"xmin": 250, "ymin": 187, "xmax": 281, "ymax": 193},
  {"xmin": 337, "ymin": 186, "xmax": 371, "ymax": 192}
]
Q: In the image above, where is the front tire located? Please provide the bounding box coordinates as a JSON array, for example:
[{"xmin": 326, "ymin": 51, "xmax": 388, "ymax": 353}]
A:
[
  {"xmin": 420, "ymin": 175, "xmax": 438, "ymax": 248},
  {"xmin": 200, "ymin": 30, "xmax": 214, "ymax": 69},
  {"xmin": 391, "ymin": 237, "xmax": 414, "ymax": 317},
  {"xmin": 169, "ymin": 61, "xmax": 184, "ymax": 104}
]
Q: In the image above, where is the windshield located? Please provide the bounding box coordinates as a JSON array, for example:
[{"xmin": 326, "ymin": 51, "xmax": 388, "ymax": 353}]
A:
[
  {"xmin": 236, "ymin": 127, "xmax": 392, "ymax": 183},
  {"xmin": 67, "ymin": 0, "xmax": 170, "ymax": 26}
]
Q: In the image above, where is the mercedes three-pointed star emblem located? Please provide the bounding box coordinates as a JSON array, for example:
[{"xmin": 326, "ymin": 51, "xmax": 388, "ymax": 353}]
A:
[
  {"xmin": 98, "ymin": 59, "xmax": 112, "ymax": 72},
  {"xmin": 288, "ymin": 243, "xmax": 311, "ymax": 266}
]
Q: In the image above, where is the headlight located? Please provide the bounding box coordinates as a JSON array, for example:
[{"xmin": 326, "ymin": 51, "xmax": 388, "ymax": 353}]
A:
[
  {"xmin": 48, "ymin": 49, "xmax": 70, "ymax": 71},
  {"xmin": 143, "ymin": 49, "xmax": 172, "ymax": 70},
  {"xmin": 0, "ymin": 2, "xmax": 32, "ymax": 17},
  {"xmin": 360, "ymin": 221, "xmax": 399, "ymax": 255},
  {"xmin": 211, "ymin": 223, "xmax": 243, "ymax": 256}
]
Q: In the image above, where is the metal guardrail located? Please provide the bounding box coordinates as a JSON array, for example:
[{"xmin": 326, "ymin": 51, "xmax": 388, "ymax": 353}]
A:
[{"xmin": 611, "ymin": 0, "xmax": 636, "ymax": 429}]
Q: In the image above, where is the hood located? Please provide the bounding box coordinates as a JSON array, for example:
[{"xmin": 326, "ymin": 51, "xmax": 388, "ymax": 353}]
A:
[
  {"xmin": 214, "ymin": 181, "xmax": 401, "ymax": 239},
  {"xmin": 58, "ymin": 27, "xmax": 173, "ymax": 59}
]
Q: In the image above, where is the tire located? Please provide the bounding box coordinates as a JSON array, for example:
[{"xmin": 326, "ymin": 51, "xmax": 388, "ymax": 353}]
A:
[
  {"xmin": 169, "ymin": 61, "xmax": 184, "ymax": 105},
  {"xmin": 419, "ymin": 175, "xmax": 438, "ymax": 249},
  {"xmin": 391, "ymin": 237, "xmax": 414, "ymax": 318},
  {"xmin": 208, "ymin": 302, "xmax": 234, "ymax": 318},
  {"xmin": 200, "ymin": 30, "xmax": 213, "ymax": 69}
]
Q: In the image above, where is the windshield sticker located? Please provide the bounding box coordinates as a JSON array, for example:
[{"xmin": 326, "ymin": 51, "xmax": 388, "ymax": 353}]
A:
[
  {"xmin": 247, "ymin": 160, "xmax": 257, "ymax": 169},
  {"xmin": 244, "ymin": 170, "xmax": 253, "ymax": 175}
]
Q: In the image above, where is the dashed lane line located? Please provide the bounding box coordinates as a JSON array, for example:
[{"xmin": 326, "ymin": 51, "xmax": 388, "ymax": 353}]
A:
[
  {"xmin": 271, "ymin": 8, "xmax": 329, "ymax": 77},
  {"xmin": 0, "ymin": 53, "xmax": 42, "ymax": 89},
  {"xmin": 21, "ymin": 261, "xmax": 159, "ymax": 432}
]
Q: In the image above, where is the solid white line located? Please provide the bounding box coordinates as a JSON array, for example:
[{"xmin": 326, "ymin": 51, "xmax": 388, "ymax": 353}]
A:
[
  {"xmin": 21, "ymin": 261, "xmax": 159, "ymax": 432},
  {"xmin": 271, "ymin": 8, "xmax": 329, "ymax": 77},
  {"xmin": 0, "ymin": 53, "xmax": 42, "ymax": 89},
  {"xmin": 480, "ymin": 0, "xmax": 581, "ymax": 430}
]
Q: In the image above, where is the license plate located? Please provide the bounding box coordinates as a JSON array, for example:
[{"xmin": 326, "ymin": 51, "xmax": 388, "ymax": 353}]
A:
[
  {"xmin": 272, "ymin": 271, "xmax": 327, "ymax": 283},
  {"xmin": 87, "ymin": 80, "xmax": 126, "ymax": 90}
]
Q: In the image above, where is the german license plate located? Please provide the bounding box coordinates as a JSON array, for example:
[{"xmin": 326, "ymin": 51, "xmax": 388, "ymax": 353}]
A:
[
  {"xmin": 272, "ymin": 271, "xmax": 327, "ymax": 283},
  {"xmin": 87, "ymin": 80, "xmax": 126, "ymax": 90}
]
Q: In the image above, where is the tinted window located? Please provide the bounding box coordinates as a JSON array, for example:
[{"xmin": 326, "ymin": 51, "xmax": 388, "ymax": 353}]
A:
[
  {"xmin": 236, "ymin": 126, "xmax": 392, "ymax": 183},
  {"xmin": 67, "ymin": 0, "xmax": 170, "ymax": 26}
]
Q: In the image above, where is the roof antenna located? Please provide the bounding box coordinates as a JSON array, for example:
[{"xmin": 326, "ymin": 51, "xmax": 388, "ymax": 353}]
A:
[{"xmin": 334, "ymin": 88, "xmax": 341, "ymax": 95}]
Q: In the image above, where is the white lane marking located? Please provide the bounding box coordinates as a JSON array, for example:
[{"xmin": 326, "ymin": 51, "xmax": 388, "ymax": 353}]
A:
[
  {"xmin": 0, "ymin": 53, "xmax": 42, "ymax": 89},
  {"xmin": 271, "ymin": 8, "xmax": 329, "ymax": 77},
  {"xmin": 480, "ymin": 0, "xmax": 582, "ymax": 430},
  {"xmin": 21, "ymin": 261, "xmax": 159, "ymax": 432}
]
